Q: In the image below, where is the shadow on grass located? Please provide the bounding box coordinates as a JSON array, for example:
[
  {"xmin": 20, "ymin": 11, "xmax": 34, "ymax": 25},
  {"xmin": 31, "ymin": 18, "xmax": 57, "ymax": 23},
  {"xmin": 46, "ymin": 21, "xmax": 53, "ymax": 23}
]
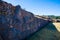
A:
[{"xmin": 26, "ymin": 22, "xmax": 60, "ymax": 40}]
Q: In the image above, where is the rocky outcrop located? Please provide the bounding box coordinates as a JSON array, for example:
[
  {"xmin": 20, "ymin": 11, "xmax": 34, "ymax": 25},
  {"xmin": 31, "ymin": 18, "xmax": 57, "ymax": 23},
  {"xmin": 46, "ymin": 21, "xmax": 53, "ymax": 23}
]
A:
[{"xmin": 0, "ymin": 0, "xmax": 50, "ymax": 40}]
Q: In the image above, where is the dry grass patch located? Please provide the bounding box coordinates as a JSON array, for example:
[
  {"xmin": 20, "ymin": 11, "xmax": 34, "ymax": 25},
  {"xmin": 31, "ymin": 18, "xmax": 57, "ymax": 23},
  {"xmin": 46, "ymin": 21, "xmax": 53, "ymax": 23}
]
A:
[{"xmin": 53, "ymin": 23, "xmax": 60, "ymax": 32}]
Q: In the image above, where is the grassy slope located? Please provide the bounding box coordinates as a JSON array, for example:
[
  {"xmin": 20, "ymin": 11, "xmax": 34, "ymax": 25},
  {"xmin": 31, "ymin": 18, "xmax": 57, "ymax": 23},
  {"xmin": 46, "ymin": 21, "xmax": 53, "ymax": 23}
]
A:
[{"xmin": 27, "ymin": 22, "xmax": 60, "ymax": 40}]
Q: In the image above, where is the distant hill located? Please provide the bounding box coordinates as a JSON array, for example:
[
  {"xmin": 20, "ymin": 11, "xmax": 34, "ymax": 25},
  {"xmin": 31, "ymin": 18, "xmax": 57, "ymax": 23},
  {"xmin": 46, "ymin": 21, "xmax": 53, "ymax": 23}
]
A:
[{"xmin": 47, "ymin": 15, "xmax": 60, "ymax": 19}]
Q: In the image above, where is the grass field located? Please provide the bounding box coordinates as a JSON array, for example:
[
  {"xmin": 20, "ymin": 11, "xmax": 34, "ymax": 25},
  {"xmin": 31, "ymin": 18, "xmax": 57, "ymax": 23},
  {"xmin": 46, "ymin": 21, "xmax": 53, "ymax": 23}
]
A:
[{"xmin": 27, "ymin": 22, "xmax": 60, "ymax": 40}]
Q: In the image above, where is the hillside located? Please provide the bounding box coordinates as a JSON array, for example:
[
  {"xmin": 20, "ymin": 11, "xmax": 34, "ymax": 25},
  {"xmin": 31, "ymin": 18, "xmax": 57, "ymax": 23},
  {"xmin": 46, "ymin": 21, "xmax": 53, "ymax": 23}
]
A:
[{"xmin": 27, "ymin": 22, "xmax": 60, "ymax": 40}]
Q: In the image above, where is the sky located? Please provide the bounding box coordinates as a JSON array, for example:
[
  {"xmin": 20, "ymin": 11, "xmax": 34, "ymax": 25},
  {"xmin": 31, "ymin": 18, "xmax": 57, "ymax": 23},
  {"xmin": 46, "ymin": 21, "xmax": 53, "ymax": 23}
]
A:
[{"xmin": 3, "ymin": 0, "xmax": 60, "ymax": 16}]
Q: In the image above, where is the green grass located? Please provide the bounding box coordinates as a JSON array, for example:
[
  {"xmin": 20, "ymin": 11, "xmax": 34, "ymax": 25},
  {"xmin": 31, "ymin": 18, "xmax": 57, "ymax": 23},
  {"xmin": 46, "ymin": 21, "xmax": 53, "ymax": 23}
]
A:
[{"xmin": 27, "ymin": 22, "xmax": 60, "ymax": 40}]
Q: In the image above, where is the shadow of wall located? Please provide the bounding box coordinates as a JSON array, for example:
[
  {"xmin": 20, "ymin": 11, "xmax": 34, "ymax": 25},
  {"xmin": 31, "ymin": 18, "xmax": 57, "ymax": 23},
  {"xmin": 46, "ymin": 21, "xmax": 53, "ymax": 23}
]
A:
[{"xmin": 26, "ymin": 22, "xmax": 60, "ymax": 40}]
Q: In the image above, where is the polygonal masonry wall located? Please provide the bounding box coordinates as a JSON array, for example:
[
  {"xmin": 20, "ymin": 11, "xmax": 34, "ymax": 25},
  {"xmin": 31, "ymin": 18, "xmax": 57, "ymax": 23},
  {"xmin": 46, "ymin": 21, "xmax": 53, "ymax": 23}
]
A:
[{"xmin": 0, "ymin": 1, "xmax": 50, "ymax": 40}]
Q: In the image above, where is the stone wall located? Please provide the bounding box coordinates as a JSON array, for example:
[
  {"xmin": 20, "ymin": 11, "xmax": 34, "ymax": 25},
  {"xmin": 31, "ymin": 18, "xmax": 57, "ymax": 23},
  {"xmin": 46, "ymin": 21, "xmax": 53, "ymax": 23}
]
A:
[{"xmin": 0, "ymin": 1, "xmax": 50, "ymax": 40}]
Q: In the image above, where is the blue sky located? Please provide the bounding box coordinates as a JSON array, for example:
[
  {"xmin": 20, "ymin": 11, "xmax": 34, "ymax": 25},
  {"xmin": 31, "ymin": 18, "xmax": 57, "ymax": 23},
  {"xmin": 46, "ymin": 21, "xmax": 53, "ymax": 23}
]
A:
[{"xmin": 3, "ymin": 0, "xmax": 60, "ymax": 16}]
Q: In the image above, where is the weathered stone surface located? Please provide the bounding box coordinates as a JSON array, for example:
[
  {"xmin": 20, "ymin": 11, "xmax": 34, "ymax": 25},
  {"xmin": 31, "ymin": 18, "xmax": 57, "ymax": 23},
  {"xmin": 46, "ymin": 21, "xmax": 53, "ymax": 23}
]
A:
[
  {"xmin": 0, "ymin": 35, "xmax": 3, "ymax": 40},
  {"xmin": 0, "ymin": 0, "xmax": 50, "ymax": 40}
]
